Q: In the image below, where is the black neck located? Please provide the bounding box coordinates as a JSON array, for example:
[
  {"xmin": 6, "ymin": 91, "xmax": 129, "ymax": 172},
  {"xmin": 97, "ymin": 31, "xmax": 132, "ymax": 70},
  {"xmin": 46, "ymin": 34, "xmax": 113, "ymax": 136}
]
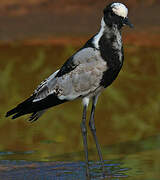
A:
[
  {"xmin": 99, "ymin": 25, "xmax": 124, "ymax": 68},
  {"xmin": 99, "ymin": 24, "xmax": 124, "ymax": 88}
]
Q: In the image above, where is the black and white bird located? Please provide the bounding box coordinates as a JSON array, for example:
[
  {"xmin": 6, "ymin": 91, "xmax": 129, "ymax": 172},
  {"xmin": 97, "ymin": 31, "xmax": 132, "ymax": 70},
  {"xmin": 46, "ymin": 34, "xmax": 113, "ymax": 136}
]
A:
[{"xmin": 6, "ymin": 2, "xmax": 133, "ymax": 176}]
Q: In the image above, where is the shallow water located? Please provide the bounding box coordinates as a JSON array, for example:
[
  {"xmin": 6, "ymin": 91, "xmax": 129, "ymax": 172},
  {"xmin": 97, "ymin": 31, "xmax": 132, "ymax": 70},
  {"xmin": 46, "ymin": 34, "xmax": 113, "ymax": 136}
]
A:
[
  {"xmin": 0, "ymin": 160, "xmax": 129, "ymax": 180},
  {"xmin": 0, "ymin": 43, "xmax": 160, "ymax": 179}
]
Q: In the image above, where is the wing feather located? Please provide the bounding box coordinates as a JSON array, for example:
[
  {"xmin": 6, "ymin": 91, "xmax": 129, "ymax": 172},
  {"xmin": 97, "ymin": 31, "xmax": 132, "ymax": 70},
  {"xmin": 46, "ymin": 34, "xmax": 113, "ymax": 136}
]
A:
[
  {"xmin": 6, "ymin": 37, "xmax": 108, "ymax": 120},
  {"xmin": 53, "ymin": 48, "xmax": 107, "ymax": 100},
  {"xmin": 33, "ymin": 47, "xmax": 106, "ymax": 102}
]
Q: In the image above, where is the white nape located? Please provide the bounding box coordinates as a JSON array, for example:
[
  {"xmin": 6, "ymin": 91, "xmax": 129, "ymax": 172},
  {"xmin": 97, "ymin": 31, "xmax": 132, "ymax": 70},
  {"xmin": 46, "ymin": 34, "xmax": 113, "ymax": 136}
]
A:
[
  {"xmin": 111, "ymin": 3, "xmax": 128, "ymax": 18},
  {"xmin": 93, "ymin": 18, "xmax": 106, "ymax": 49}
]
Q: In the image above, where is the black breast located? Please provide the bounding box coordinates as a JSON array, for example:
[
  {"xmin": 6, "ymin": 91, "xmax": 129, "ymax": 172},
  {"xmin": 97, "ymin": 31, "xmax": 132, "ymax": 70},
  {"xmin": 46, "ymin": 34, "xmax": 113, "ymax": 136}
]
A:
[{"xmin": 99, "ymin": 34, "xmax": 124, "ymax": 88}]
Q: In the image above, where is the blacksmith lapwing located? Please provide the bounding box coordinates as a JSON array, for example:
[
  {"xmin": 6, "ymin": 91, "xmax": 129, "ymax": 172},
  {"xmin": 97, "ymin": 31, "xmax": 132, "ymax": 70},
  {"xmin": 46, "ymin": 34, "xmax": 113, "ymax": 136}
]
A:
[{"xmin": 6, "ymin": 2, "xmax": 133, "ymax": 177}]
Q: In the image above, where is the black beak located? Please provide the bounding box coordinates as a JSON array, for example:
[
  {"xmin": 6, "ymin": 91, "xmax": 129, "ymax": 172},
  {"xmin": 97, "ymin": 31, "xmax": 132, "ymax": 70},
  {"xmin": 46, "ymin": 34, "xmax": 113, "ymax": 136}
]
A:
[{"xmin": 123, "ymin": 17, "xmax": 134, "ymax": 28}]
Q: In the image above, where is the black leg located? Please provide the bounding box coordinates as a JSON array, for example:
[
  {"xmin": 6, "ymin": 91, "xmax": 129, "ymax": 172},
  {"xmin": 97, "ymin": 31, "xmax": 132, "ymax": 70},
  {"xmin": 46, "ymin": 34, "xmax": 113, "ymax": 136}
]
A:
[
  {"xmin": 81, "ymin": 104, "xmax": 90, "ymax": 177},
  {"xmin": 89, "ymin": 95, "xmax": 105, "ymax": 173}
]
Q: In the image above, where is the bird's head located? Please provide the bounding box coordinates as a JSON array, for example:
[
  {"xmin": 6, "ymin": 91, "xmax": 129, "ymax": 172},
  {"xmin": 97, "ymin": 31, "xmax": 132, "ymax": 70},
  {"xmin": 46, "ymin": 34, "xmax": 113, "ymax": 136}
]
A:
[{"xmin": 103, "ymin": 2, "xmax": 133, "ymax": 29}]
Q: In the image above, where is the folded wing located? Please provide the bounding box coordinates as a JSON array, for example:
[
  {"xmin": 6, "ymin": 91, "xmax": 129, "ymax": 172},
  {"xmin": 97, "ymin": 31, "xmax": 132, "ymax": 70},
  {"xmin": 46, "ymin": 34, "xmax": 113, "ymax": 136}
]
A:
[{"xmin": 6, "ymin": 47, "xmax": 107, "ymax": 120}]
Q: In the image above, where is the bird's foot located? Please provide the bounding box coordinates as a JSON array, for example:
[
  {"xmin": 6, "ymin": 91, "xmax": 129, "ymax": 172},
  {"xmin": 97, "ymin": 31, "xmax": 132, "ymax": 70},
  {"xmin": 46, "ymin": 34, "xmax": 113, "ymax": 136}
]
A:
[
  {"xmin": 86, "ymin": 163, "xmax": 91, "ymax": 179},
  {"xmin": 101, "ymin": 160, "xmax": 106, "ymax": 178}
]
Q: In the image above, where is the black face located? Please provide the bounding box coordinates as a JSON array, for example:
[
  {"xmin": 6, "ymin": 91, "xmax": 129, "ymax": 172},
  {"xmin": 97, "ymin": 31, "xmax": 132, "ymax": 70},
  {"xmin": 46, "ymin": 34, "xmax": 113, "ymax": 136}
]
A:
[
  {"xmin": 103, "ymin": 4, "xmax": 133, "ymax": 29},
  {"xmin": 103, "ymin": 5, "xmax": 124, "ymax": 29}
]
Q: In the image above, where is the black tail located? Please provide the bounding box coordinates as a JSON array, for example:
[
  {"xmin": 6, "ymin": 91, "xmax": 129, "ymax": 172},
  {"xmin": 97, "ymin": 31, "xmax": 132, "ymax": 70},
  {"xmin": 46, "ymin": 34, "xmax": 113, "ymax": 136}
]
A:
[
  {"xmin": 6, "ymin": 95, "xmax": 35, "ymax": 119},
  {"xmin": 6, "ymin": 94, "xmax": 67, "ymax": 119}
]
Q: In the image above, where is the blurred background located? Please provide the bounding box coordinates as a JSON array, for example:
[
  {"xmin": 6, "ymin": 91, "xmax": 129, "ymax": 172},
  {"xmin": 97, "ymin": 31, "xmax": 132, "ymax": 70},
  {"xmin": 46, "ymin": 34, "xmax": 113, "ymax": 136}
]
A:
[{"xmin": 0, "ymin": 0, "xmax": 160, "ymax": 179}]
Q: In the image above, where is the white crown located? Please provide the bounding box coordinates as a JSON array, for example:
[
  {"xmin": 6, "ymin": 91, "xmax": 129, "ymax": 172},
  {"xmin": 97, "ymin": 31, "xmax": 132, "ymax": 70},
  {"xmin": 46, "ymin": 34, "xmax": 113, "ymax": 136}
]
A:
[{"xmin": 111, "ymin": 3, "xmax": 128, "ymax": 18}]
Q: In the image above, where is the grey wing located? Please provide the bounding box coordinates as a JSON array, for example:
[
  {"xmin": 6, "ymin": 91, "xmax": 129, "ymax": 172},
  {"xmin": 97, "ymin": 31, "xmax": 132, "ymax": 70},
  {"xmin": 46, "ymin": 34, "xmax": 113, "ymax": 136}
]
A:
[
  {"xmin": 33, "ymin": 47, "xmax": 107, "ymax": 103},
  {"xmin": 6, "ymin": 47, "xmax": 107, "ymax": 121},
  {"xmin": 50, "ymin": 47, "xmax": 107, "ymax": 101},
  {"xmin": 33, "ymin": 69, "xmax": 59, "ymax": 102}
]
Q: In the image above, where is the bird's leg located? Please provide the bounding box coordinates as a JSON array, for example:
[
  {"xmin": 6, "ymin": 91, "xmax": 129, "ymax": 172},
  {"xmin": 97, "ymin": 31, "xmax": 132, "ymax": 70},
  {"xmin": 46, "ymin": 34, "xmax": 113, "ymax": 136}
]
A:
[
  {"xmin": 81, "ymin": 99, "xmax": 90, "ymax": 177},
  {"xmin": 89, "ymin": 95, "xmax": 105, "ymax": 173}
]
